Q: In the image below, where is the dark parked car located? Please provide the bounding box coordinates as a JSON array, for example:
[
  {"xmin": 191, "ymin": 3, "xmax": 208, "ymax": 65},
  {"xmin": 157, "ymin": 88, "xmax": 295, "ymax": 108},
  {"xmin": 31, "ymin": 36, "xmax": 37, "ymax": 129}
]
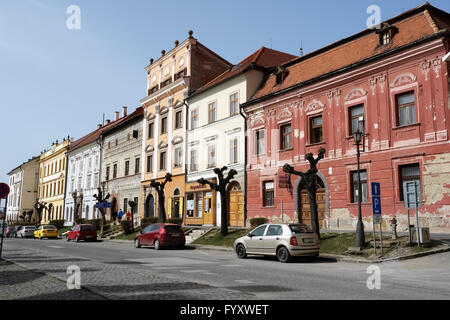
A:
[
  {"xmin": 67, "ymin": 224, "xmax": 97, "ymax": 242},
  {"xmin": 134, "ymin": 223, "xmax": 185, "ymax": 250},
  {"xmin": 6, "ymin": 226, "xmax": 20, "ymax": 238}
]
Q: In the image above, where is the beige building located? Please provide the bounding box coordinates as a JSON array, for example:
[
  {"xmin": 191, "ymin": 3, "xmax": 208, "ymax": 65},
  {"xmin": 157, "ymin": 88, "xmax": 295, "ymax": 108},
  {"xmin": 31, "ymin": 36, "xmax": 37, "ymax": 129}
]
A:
[
  {"xmin": 37, "ymin": 138, "xmax": 70, "ymax": 223},
  {"xmin": 6, "ymin": 156, "xmax": 39, "ymax": 223},
  {"xmin": 140, "ymin": 31, "xmax": 232, "ymax": 221}
]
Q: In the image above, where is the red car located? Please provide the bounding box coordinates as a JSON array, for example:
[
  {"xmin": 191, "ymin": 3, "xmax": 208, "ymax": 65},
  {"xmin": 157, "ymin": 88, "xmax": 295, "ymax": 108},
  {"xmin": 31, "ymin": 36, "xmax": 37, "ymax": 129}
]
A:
[
  {"xmin": 67, "ymin": 224, "xmax": 97, "ymax": 242},
  {"xmin": 135, "ymin": 223, "xmax": 185, "ymax": 250}
]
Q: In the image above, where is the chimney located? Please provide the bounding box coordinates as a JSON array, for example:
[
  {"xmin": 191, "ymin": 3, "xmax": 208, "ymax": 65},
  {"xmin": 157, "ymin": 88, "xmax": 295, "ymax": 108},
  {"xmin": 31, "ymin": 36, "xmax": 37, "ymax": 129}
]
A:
[
  {"xmin": 122, "ymin": 106, "xmax": 128, "ymax": 117},
  {"xmin": 105, "ymin": 119, "xmax": 111, "ymax": 125},
  {"xmin": 115, "ymin": 111, "xmax": 120, "ymax": 121},
  {"xmin": 97, "ymin": 124, "xmax": 102, "ymax": 130}
]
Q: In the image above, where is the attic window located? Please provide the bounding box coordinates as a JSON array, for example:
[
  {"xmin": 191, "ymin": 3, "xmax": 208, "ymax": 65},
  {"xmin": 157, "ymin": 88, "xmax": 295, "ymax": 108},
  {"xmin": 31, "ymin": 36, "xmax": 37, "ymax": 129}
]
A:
[
  {"xmin": 274, "ymin": 67, "xmax": 288, "ymax": 85},
  {"xmin": 377, "ymin": 24, "xmax": 397, "ymax": 46}
]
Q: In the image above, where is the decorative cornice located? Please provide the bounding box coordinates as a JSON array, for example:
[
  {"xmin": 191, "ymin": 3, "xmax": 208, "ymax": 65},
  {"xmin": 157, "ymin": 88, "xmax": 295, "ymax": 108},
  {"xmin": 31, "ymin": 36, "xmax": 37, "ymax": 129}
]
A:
[
  {"xmin": 172, "ymin": 136, "xmax": 183, "ymax": 145},
  {"xmin": 390, "ymin": 72, "xmax": 416, "ymax": 88},
  {"xmin": 305, "ymin": 99, "xmax": 325, "ymax": 113},
  {"xmin": 276, "ymin": 107, "xmax": 293, "ymax": 120},
  {"xmin": 344, "ymin": 88, "xmax": 367, "ymax": 101}
]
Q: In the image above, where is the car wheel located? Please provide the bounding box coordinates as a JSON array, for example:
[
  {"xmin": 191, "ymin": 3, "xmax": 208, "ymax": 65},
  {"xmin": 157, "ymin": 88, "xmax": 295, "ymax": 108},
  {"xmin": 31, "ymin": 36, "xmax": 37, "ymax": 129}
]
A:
[
  {"xmin": 236, "ymin": 244, "xmax": 247, "ymax": 259},
  {"xmin": 67, "ymin": 236, "xmax": 70, "ymax": 242},
  {"xmin": 154, "ymin": 239, "xmax": 160, "ymax": 250},
  {"xmin": 76, "ymin": 236, "xmax": 80, "ymax": 243},
  {"xmin": 39, "ymin": 236, "xmax": 42, "ymax": 240},
  {"xmin": 134, "ymin": 239, "xmax": 141, "ymax": 248},
  {"xmin": 277, "ymin": 246, "xmax": 291, "ymax": 263}
]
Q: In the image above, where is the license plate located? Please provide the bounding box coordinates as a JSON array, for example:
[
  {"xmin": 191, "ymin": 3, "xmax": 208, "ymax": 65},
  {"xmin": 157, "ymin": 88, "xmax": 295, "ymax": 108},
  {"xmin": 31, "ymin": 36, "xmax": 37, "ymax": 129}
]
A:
[
  {"xmin": 303, "ymin": 238, "xmax": 314, "ymax": 244},
  {"xmin": 170, "ymin": 233, "xmax": 180, "ymax": 237}
]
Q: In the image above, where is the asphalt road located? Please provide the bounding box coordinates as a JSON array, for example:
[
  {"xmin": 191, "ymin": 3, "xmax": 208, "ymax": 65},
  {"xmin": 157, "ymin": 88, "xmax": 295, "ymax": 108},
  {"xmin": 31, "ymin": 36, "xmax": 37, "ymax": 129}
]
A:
[{"xmin": 2, "ymin": 237, "xmax": 450, "ymax": 300}]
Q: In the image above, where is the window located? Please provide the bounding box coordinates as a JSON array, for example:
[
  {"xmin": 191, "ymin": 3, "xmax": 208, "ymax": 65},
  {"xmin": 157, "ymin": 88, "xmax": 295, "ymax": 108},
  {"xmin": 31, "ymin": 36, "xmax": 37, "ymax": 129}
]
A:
[
  {"xmin": 396, "ymin": 92, "xmax": 416, "ymax": 127},
  {"xmin": 230, "ymin": 92, "xmax": 239, "ymax": 116},
  {"xmin": 208, "ymin": 102, "xmax": 216, "ymax": 123},
  {"xmin": 124, "ymin": 198, "xmax": 128, "ymax": 213},
  {"xmin": 381, "ymin": 31, "xmax": 391, "ymax": 45},
  {"xmin": 113, "ymin": 164, "xmax": 117, "ymax": 179},
  {"xmin": 207, "ymin": 145, "xmax": 216, "ymax": 168},
  {"xmin": 310, "ymin": 116, "xmax": 323, "ymax": 144},
  {"xmin": 161, "ymin": 117, "xmax": 167, "ymax": 134},
  {"xmin": 124, "ymin": 160, "xmax": 130, "ymax": 176},
  {"xmin": 160, "ymin": 151, "xmax": 166, "ymax": 170},
  {"xmin": 147, "ymin": 155, "xmax": 153, "ymax": 173},
  {"xmin": 399, "ymin": 164, "xmax": 420, "ymax": 202},
  {"xmin": 255, "ymin": 130, "xmax": 265, "ymax": 155},
  {"xmin": 87, "ymin": 174, "xmax": 92, "ymax": 189},
  {"xmin": 191, "ymin": 109, "xmax": 199, "ymax": 129},
  {"xmin": 175, "ymin": 110, "xmax": 182, "ymax": 129},
  {"xmin": 135, "ymin": 158, "xmax": 140, "ymax": 175},
  {"xmin": 174, "ymin": 147, "xmax": 182, "ymax": 168},
  {"xmin": 351, "ymin": 170, "xmax": 368, "ymax": 203},
  {"xmin": 230, "ymin": 138, "xmax": 238, "ymax": 164},
  {"xmin": 148, "ymin": 122, "xmax": 154, "ymax": 139},
  {"xmin": 349, "ymin": 105, "xmax": 365, "ymax": 135},
  {"xmin": 94, "ymin": 173, "xmax": 99, "ymax": 188},
  {"xmin": 190, "ymin": 149, "xmax": 198, "ymax": 171},
  {"xmin": 267, "ymin": 225, "xmax": 283, "ymax": 236},
  {"xmin": 196, "ymin": 193, "xmax": 203, "ymax": 218},
  {"xmin": 106, "ymin": 166, "xmax": 110, "ymax": 181},
  {"xmin": 280, "ymin": 123, "xmax": 292, "ymax": 150},
  {"xmin": 263, "ymin": 181, "xmax": 274, "ymax": 207},
  {"xmin": 251, "ymin": 225, "xmax": 267, "ymax": 237}
]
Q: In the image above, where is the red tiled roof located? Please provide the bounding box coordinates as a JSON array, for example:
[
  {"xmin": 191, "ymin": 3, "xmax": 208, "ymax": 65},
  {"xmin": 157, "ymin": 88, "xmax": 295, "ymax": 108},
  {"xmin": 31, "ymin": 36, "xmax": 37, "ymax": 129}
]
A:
[
  {"xmin": 69, "ymin": 107, "xmax": 144, "ymax": 152},
  {"xmin": 249, "ymin": 2, "xmax": 449, "ymax": 102},
  {"xmin": 191, "ymin": 47, "xmax": 297, "ymax": 97}
]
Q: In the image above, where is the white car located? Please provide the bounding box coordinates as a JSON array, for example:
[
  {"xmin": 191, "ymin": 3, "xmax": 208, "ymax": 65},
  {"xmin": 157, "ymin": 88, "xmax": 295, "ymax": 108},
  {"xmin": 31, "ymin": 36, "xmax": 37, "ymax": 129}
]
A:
[
  {"xmin": 16, "ymin": 226, "xmax": 36, "ymax": 238},
  {"xmin": 234, "ymin": 224, "xmax": 320, "ymax": 263}
]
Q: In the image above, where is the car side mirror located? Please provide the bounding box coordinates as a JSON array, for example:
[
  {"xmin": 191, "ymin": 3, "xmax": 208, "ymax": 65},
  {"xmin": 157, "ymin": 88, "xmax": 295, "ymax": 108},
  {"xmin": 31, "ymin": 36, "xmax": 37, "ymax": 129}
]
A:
[{"xmin": 248, "ymin": 233, "xmax": 253, "ymax": 238}]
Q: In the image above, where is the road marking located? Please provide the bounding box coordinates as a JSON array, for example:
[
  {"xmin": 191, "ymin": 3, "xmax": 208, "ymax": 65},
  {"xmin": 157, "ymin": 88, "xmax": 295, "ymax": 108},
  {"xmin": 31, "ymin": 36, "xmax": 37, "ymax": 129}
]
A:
[
  {"xmin": 126, "ymin": 257, "xmax": 214, "ymax": 266},
  {"xmin": 222, "ymin": 264, "xmax": 243, "ymax": 267},
  {"xmin": 204, "ymin": 272, "xmax": 216, "ymax": 275},
  {"xmin": 234, "ymin": 280, "xmax": 254, "ymax": 284},
  {"xmin": 47, "ymin": 246, "xmax": 64, "ymax": 249},
  {"xmin": 180, "ymin": 269, "xmax": 208, "ymax": 273},
  {"xmin": 151, "ymin": 266, "xmax": 189, "ymax": 270}
]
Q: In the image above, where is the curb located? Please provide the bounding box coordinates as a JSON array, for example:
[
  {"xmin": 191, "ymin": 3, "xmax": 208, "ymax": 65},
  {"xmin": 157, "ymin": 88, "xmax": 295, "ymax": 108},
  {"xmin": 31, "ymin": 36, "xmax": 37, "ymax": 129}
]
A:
[{"xmin": 190, "ymin": 244, "xmax": 450, "ymax": 263}]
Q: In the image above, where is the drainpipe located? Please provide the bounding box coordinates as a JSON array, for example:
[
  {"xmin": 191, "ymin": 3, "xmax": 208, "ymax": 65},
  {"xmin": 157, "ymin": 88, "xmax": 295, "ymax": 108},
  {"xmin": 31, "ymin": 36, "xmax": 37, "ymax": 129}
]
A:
[
  {"xmin": 239, "ymin": 104, "xmax": 248, "ymax": 228},
  {"xmin": 183, "ymin": 98, "xmax": 190, "ymax": 226}
]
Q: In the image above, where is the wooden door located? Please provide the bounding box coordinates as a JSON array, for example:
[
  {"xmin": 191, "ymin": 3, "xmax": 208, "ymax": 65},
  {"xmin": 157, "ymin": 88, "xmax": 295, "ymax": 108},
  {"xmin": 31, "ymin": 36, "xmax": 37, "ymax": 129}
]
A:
[
  {"xmin": 300, "ymin": 183, "xmax": 326, "ymax": 229},
  {"xmin": 203, "ymin": 192, "xmax": 214, "ymax": 225},
  {"xmin": 228, "ymin": 183, "xmax": 244, "ymax": 227}
]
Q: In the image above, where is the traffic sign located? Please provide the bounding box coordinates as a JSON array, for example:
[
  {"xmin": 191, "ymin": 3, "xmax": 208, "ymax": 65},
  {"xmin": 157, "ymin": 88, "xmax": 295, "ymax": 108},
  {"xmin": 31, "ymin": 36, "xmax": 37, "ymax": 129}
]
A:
[
  {"xmin": 403, "ymin": 181, "xmax": 421, "ymax": 208},
  {"xmin": 96, "ymin": 202, "xmax": 112, "ymax": 209},
  {"xmin": 0, "ymin": 183, "xmax": 10, "ymax": 199},
  {"xmin": 371, "ymin": 182, "xmax": 382, "ymax": 216}
]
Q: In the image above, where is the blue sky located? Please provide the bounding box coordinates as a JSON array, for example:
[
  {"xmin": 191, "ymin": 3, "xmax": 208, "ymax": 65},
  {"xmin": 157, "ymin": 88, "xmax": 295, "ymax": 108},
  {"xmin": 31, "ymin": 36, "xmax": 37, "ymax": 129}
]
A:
[{"xmin": 1, "ymin": 0, "xmax": 449, "ymax": 184}]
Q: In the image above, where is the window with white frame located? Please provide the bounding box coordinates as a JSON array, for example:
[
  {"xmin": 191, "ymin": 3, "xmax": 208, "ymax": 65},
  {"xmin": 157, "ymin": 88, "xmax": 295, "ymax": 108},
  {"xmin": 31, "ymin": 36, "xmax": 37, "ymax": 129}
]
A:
[
  {"xmin": 207, "ymin": 144, "xmax": 216, "ymax": 168},
  {"xmin": 230, "ymin": 137, "xmax": 238, "ymax": 164},
  {"xmin": 174, "ymin": 147, "xmax": 182, "ymax": 168}
]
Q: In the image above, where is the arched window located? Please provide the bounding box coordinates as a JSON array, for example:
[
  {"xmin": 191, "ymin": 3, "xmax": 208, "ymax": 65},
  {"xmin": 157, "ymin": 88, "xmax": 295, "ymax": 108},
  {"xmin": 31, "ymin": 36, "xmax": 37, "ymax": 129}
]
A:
[{"xmin": 174, "ymin": 188, "xmax": 180, "ymax": 196}]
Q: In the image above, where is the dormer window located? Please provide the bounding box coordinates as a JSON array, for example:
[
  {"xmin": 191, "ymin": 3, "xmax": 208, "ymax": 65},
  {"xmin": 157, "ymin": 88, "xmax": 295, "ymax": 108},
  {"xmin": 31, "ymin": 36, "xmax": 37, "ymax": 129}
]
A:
[
  {"xmin": 274, "ymin": 66, "xmax": 288, "ymax": 85},
  {"xmin": 377, "ymin": 23, "xmax": 397, "ymax": 46}
]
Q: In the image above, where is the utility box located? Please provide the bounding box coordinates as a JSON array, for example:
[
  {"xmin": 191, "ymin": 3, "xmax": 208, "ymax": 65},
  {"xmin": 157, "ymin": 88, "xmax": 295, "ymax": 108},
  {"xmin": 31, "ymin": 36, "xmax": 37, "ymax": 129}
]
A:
[{"xmin": 411, "ymin": 227, "xmax": 431, "ymax": 245}]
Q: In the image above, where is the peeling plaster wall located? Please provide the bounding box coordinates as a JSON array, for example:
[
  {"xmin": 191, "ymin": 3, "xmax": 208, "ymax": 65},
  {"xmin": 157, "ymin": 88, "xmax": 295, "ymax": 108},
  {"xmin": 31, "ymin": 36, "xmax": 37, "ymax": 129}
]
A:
[{"xmin": 423, "ymin": 153, "xmax": 450, "ymax": 205}]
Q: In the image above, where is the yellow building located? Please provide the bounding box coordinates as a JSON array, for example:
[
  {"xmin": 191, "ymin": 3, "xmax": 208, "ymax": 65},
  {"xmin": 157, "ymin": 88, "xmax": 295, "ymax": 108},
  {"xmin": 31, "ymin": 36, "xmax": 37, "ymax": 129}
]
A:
[
  {"xmin": 37, "ymin": 138, "xmax": 70, "ymax": 223},
  {"xmin": 140, "ymin": 31, "xmax": 232, "ymax": 221}
]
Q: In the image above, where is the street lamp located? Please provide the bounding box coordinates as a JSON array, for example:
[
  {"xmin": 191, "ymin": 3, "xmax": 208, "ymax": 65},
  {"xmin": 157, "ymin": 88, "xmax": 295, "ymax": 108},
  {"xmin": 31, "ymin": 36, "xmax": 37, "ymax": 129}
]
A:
[{"xmin": 354, "ymin": 117, "xmax": 365, "ymax": 248}]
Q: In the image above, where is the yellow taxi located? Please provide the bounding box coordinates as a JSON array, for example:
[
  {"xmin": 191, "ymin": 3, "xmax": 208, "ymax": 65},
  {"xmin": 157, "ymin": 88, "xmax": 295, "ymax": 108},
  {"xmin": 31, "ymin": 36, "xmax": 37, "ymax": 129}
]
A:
[{"xmin": 34, "ymin": 225, "xmax": 59, "ymax": 239}]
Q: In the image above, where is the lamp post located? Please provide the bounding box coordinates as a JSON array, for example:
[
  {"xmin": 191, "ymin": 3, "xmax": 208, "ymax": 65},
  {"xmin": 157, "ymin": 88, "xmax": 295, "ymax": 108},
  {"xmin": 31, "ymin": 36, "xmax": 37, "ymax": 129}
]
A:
[{"xmin": 354, "ymin": 118, "xmax": 365, "ymax": 248}]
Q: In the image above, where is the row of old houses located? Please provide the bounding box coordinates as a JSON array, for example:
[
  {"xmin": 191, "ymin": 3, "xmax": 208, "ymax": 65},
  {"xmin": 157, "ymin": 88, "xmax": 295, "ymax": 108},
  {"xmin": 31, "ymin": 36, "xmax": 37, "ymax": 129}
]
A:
[{"xmin": 7, "ymin": 3, "xmax": 450, "ymax": 233}]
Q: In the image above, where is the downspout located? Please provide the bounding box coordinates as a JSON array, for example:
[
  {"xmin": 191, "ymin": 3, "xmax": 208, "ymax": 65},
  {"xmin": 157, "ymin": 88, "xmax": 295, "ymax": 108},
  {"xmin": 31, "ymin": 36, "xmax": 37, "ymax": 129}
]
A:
[
  {"xmin": 239, "ymin": 104, "xmax": 248, "ymax": 228},
  {"xmin": 183, "ymin": 98, "xmax": 190, "ymax": 226}
]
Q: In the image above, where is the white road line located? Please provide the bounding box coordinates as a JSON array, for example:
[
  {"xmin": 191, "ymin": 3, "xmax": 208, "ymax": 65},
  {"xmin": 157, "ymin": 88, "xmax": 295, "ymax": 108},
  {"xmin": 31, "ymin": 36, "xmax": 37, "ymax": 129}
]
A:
[
  {"xmin": 234, "ymin": 280, "xmax": 254, "ymax": 284},
  {"xmin": 47, "ymin": 246, "xmax": 64, "ymax": 249},
  {"xmin": 180, "ymin": 270, "xmax": 208, "ymax": 273},
  {"xmin": 222, "ymin": 264, "xmax": 243, "ymax": 267}
]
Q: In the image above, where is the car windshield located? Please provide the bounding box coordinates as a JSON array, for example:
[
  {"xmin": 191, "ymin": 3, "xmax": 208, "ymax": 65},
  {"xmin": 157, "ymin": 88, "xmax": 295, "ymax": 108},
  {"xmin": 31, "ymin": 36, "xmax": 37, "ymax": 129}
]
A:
[
  {"xmin": 25, "ymin": 227, "xmax": 35, "ymax": 230},
  {"xmin": 164, "ymin": 226, "xmax": 181, "ymax": 233},
  {"xmin": 44, "ymin": 226, "xmax": 56, "ymax": 230},
  {"xmin": 289, "ymin": 224, "xmax": 313, "ymax": 234},
  {"xmin": 80, "ymin": 225, "xmax": 95, "ymax": 231}
]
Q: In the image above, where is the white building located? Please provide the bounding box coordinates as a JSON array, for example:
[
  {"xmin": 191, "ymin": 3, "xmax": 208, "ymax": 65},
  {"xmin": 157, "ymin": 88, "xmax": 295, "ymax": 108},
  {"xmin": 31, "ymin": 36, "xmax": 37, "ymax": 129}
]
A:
[
  {"xmin": 64, "ymin": 126, "xmax": 102, "ymax": 226},
  {"xmin": 6, "ymin": 156, "xmax": 39, "ymax": 222},
  {"xmin": 185, "ymin": 47, "xmax": 296, "ymax": 227}
]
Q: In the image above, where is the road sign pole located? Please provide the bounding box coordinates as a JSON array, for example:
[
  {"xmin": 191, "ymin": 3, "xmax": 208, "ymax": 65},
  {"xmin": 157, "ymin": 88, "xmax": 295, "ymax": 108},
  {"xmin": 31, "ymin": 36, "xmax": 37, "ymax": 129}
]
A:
[
  {"xmin": 414, "ymin": 183, "xmax": 421, "ymax": 246},
  {"xmin": 372, "ymin": 217, "xmax": 376, "ymax": 256},
  {"xmin": 0, "ymin": 197, "xmax": 8, "ymax": 261},
  {"xmin": 407, "ymin": 207, "xmax": 412, "ymax": 245},
  {"xmin": 379, "ymin": 221, "xmax": 383, "ymax": 255}
]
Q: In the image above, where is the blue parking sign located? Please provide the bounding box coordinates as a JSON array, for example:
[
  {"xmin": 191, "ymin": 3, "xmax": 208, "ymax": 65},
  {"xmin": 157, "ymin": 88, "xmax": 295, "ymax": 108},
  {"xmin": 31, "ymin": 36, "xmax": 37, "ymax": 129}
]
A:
[{"xmin": 371, "ymin": 182, "xmax": 382, "ymax": 215}]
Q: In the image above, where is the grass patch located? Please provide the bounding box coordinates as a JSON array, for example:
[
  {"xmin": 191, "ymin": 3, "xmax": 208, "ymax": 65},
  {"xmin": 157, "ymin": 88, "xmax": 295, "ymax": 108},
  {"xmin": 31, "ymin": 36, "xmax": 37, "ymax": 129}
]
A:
[
  {"xmin": 320, "ymin": 232, "xmax": 378, "ymax": 255},
  {"xmin": 192, "ymin": 229, "xmax": 250, "ymax": 247},
  {"xmin": 114, "ymin": 227, "xmax": 142, "ymax": 240}
]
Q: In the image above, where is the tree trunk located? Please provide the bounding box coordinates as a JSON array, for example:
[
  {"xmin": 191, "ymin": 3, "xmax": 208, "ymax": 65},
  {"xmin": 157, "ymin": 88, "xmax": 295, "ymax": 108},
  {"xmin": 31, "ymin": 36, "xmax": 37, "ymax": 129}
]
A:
[
  {"xmin": 158, "ymin": 194, "xmax": 166, "ymax": 223},
  {"xmin": 220, "ymin": 189, "xmax": 228, "ymax": 236},
  {"xmin": 308, "ymin": 188, "xmax": 321, "ymax": 239}
]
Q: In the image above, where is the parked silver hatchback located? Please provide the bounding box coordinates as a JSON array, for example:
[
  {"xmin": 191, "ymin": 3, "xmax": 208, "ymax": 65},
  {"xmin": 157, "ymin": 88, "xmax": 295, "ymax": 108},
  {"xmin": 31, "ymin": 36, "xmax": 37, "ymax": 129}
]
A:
[{"xmin": 234, "ymin": 224, "xmax": 320, "ymax": 263}]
